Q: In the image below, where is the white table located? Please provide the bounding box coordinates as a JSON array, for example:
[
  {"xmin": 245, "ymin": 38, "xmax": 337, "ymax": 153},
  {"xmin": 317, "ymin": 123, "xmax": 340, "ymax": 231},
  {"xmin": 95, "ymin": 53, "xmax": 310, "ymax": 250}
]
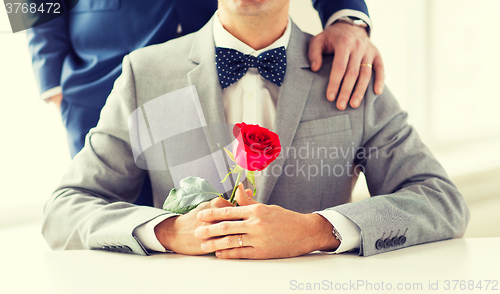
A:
[{"xmin": 1, "ymin": 237, "xmax": 499, "ymax": 294}]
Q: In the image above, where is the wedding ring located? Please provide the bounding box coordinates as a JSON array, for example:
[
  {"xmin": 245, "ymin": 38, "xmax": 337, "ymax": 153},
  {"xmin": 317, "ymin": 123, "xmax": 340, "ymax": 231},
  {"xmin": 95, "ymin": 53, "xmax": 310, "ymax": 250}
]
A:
[
  {"xmin": 238, "ymin": 234, "xmax": 243, "ymax": 248},
  {"xmin": 360, "ymin": 63, "xmax": 373, "ymax": 68}
]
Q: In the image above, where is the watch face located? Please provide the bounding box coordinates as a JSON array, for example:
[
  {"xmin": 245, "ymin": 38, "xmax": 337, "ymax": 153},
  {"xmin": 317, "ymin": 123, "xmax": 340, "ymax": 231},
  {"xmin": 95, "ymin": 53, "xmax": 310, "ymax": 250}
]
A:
[
  {"xmin": 353, "ymin": 19, "xmax": 368, "ymax": 28},
  {"xmin": 339, "ymin": 16, "xmax": 368, "ymax": 28}
]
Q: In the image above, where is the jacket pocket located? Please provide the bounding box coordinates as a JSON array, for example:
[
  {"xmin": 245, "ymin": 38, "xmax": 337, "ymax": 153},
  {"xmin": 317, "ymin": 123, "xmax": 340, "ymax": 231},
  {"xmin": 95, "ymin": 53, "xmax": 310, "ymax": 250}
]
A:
[{"xmin": 294, "ymin": 114, "xmax": 351, "ymax": 140}]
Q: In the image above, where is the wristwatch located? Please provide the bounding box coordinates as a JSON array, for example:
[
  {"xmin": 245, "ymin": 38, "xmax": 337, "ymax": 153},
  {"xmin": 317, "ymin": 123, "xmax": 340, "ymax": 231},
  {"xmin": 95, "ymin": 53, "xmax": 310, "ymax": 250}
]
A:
[
  {"xmin": 335, "ymin": 16, "xmax": 369, "ymax": 35},
  {"xmin": 335, "ymin": 16, "xmax": 368, "ymax": 28},
  {"xmin": 332, "ymin": 226, "xmax": 343, "ymax": 242}
]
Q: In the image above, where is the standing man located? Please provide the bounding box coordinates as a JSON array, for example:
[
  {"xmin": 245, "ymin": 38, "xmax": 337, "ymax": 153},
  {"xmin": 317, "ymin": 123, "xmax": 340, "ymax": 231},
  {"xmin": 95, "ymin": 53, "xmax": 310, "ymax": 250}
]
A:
[
  {"xmin": 41, "ymin": 1, "xmax": 469, "ymax": 257},
  {"xmin": 27, "ymin": 0, "xmax": 383, "ymax": 159}
]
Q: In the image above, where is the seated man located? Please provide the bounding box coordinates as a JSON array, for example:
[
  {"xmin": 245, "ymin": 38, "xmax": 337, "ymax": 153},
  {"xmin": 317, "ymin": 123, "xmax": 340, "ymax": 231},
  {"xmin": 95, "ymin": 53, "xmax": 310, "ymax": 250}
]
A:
[{"xmin": 42, "ymin": 0, "xmax": 469, "ymax": 258}]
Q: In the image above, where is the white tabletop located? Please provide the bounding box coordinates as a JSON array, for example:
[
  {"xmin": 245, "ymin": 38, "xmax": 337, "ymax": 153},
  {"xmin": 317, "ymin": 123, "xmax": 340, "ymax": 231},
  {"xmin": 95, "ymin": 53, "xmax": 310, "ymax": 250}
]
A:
[{"xmin": 2, "ymin": 235, "xmax": 499, "ymax": 294}]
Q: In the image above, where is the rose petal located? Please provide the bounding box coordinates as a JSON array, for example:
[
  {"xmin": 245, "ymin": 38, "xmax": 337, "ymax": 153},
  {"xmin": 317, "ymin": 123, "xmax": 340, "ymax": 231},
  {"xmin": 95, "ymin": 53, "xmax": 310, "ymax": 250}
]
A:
[{"xmin": 231, "ymin": 122, "xmax": 281, "ymax": 171}]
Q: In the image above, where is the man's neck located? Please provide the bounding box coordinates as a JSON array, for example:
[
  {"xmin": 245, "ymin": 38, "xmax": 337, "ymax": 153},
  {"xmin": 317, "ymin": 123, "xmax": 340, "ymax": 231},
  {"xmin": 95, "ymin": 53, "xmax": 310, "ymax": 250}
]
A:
[{"xmin": 218, "ymin": 8, "xmax": 289, "ymax": 51}]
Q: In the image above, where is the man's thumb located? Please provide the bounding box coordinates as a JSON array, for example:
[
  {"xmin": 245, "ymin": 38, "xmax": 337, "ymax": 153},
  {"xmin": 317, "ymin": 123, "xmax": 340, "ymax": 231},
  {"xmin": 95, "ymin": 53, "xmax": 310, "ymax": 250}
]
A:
[{"xmin": 235, "ymin": 183, "xmax": 258, "ymax": 206}]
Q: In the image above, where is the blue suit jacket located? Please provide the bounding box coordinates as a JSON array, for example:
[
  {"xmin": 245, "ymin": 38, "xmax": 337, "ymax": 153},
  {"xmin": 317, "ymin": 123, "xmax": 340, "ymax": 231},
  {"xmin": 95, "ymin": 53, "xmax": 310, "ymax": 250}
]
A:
[{"xmin": 27, "ymin": 0, "xmax": 369, "ymax": 109}]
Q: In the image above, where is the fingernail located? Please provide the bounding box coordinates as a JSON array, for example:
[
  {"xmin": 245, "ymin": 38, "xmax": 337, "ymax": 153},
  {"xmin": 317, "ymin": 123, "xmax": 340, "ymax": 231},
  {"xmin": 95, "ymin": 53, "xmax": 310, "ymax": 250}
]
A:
[
  {"xmin": 339, "ymin": 101, "xmax": 347, "ymax": 110},
  {"xmin": 194, "ymin": 228, "xmax": 202, "ymax": 238},
  {"xmin": 352, "ymin": 99, "xmax": 359, "ymax": 107},
  {"xmin": 328, "ymin": 93, "xmax": 336, "ymax": 101},
  {"xmin": 311, "ymin": 61, "xmax": 317, "ymax": 69},
  {"xmin": 201, "ymin": 243, "xmax": 207, "ymax": 251},
  {"xmin": 216, "ymin": 251, "xmax": 221, "ymax": 257},
  {"xmin": 197, "ymin": 211, "xmax": 205, "ymax": 219}
]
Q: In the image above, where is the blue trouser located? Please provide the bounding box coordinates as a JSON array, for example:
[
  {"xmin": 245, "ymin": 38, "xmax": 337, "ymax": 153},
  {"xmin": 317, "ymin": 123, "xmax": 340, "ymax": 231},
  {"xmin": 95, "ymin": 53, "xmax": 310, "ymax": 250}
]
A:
[{"xmin": 60, "ymin": 100, "xmax": 153, "ymax": 206}]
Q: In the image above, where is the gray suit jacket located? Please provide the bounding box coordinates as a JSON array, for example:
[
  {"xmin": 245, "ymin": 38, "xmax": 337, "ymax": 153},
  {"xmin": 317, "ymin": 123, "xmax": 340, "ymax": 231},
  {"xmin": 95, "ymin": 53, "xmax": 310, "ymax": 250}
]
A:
[{"xmin": 42, "ymin": 18, "xmax": 470, "ymax": 257}]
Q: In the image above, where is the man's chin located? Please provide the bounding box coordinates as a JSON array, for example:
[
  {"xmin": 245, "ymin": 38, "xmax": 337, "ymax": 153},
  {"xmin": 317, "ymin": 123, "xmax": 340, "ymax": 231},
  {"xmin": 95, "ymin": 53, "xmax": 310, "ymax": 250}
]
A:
[{"xmin": 225, "ymin": 0, "xmax": 267, "ymax": 15}]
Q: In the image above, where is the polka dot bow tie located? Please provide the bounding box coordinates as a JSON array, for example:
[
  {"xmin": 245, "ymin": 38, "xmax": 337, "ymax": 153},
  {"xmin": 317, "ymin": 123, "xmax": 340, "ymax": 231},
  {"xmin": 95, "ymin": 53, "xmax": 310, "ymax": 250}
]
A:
[{"xmin": 215, "ymin": 46, "xmax": 287, "ymax": 89}]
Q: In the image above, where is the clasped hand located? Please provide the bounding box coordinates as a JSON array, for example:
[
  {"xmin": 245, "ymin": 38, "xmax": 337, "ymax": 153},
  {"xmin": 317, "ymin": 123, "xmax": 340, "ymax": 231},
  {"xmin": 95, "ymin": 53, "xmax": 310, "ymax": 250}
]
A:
[
  {"xmin": 157, "ymin": 184, "xmax": 340, "ymax": 259},
  {"xmin": 194, "ymin": 184, "xmax": 340, "ymax": 259}
]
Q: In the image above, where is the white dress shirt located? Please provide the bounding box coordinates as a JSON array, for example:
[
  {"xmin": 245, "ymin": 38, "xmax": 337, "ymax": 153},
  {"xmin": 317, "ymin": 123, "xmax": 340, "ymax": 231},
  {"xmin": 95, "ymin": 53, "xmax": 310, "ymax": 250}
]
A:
[{"xmin": 134, "ymin": 13, "xmax": 361, "ymax": 254}]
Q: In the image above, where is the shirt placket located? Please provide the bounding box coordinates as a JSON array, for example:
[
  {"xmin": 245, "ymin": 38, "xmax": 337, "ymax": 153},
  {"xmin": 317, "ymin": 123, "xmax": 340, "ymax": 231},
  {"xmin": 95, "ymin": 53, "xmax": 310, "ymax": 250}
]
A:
[{"xmin": 241, "ymin": 55, "xmax": 259, "ymax": 125}]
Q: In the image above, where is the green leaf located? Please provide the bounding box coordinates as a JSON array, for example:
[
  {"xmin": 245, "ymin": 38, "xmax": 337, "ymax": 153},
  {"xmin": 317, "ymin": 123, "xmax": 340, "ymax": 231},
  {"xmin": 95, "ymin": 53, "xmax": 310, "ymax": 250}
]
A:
[
  {"xmin": 163, "ymin": 177, "xmax": 220, "ymax": 214},
  {"xmin": 218, "ymin": 143, "xmax": 236, "ymax": 163},
  {"xmin": 246, "ymin": 170, "xmax": 257, "ymax": 196},
  {"xmin": 247, "ymin": 170, "xmax": 255, "ymax": 186},
  {"xmin": 233, "ymin": 165, "xmax": 244, "ymax": 173},
  {"xmin": 221, "ymin": 165, "xmax": 244, "ymax": 183},
  {"xmin": 221, "ymin": 170, "xmax": 232, "ymax": 183}
]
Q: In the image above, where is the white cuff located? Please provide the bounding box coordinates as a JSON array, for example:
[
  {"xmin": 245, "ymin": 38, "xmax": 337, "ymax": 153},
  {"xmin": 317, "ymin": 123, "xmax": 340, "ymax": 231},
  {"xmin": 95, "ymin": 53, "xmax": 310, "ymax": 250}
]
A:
[
  {"xmin": 314, "ymin": 210, "xmax": 361, "ymax": 254},
  {"xmin": 325, "ymin": 9, "xmax": 372, "ymax": 36},
  {"xmin": 41, "ymin": 86, "xmax": 62, "ymax": 102},
  {"xmin": 133, "ymin": 214, "xmax": 178, "ymax": 253}
]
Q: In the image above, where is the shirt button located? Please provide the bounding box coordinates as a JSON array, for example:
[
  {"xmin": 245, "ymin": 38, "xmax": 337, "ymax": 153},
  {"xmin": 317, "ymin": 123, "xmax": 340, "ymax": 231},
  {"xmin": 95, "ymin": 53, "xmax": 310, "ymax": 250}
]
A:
[{"xmin": 246, "ymin": 93, "xmax": 254, "ymax": 101}]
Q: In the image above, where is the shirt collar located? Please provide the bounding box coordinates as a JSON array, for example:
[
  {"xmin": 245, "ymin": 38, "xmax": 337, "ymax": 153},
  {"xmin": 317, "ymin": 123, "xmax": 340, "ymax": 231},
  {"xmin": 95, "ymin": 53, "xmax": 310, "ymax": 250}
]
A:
[{"xmin": 213, "ymin": 12, "xmax": 291, "ymax": 57}]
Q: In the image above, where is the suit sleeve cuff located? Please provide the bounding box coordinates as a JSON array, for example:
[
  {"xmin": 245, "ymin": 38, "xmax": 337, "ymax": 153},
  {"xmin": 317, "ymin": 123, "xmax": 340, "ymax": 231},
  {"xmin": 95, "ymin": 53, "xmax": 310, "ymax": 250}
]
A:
[
  {"xmin": 41, "ymin": 86, "xmax": 62, "ymax": 102},
  {"xmin": 133, "ymin": 214, "xmax": 179, "ymax": 253},
  {"xmin": 314, "ymin": 210, "xmax": 361, "ymax": 254},
  {"xmin": 325, "ymin": 9, "xmax": 372, "ymax": 37}
]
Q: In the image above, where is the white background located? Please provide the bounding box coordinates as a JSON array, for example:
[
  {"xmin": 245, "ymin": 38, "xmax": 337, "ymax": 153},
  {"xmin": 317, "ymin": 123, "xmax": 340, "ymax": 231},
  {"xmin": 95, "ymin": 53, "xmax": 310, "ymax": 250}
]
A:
[{"xmin": 0, "ymin": 0, "xmax": 499, "ymax": 237}]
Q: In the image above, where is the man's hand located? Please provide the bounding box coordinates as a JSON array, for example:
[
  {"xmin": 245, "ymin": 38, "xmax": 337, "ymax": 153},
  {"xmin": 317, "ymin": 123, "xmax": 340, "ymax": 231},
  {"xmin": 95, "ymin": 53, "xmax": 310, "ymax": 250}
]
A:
[
  {"xmin": 45, "ymin": 93, "xmax": 63, "ymax": 111},
  {"xmin": 308, "ymin": 21, "xmax": 385, "ymax": 110},
  {"xmin": 194, "ymin": 184, "xmax": 340, "ymax": 259},
  {"xmin": 154, "ymin": 197, "xmax": 233, "ymax": 255}
]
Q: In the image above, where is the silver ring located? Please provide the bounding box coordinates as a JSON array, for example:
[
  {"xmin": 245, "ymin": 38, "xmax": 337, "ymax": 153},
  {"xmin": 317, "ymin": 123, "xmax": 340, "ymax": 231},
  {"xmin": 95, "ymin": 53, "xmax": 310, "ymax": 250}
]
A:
[{"xmin": 238, "ymin": 234, "xmax": 243, "ymax": 248}]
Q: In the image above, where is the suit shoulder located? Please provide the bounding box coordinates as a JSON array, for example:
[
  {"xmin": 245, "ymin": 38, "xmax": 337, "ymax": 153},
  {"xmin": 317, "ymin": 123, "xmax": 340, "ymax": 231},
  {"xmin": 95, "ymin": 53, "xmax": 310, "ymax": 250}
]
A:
[{"xmin": 127, "ymin": 33, "xmax": 196, "ymax": 69}]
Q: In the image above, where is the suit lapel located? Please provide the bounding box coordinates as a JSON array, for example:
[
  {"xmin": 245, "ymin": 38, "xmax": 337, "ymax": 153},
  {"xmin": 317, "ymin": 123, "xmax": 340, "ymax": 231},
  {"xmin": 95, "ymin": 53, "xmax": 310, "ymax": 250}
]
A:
[
  {"xmin": 257, "ymin": 22, "xmax": 314, "ymax": 204},
  {"xmin": 186, "ymin": 18, "xmax": 234, "ymax": 192},
  {"xmin": 187, "ymin": 17, "xmax": 226, "ymax": 132}
]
